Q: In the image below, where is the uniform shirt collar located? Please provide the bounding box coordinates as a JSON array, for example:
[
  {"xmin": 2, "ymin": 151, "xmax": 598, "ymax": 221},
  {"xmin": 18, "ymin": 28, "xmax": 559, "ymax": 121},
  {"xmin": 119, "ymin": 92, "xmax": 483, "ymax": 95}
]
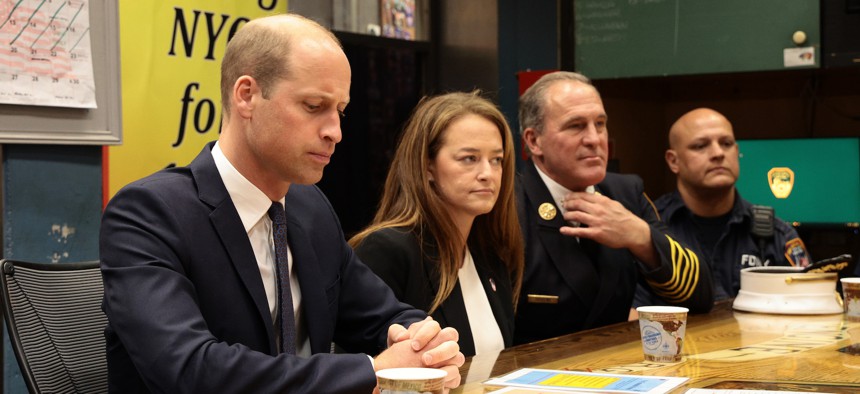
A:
[
  {"xmin": 533, "ymin": 162, "xmax": 594, "ymax": 208},
  {"xmin": 661, "ymin": 188, "xmax": 750, "ymax": 227},
  {"xmin": 657, "ymin": 191, "xmax": 688, "ymax": 223},
  {"xmin": 211, "ymin": 141, "xmax": 284, "ymax": 232}
]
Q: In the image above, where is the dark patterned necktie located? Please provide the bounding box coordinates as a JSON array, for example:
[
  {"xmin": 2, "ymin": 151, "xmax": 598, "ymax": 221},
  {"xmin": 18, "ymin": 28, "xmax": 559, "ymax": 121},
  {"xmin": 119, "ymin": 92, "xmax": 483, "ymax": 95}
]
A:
[{"xmin": 268, "ymin": 202, "xmax": 297, "ymax": 355}]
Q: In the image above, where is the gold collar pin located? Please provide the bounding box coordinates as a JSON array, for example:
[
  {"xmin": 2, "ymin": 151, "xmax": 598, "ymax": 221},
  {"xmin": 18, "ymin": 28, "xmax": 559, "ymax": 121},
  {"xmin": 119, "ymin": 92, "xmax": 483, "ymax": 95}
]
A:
[{"xmin": 538, "ymin": 202, "xmax": 557, "ymax": 220}]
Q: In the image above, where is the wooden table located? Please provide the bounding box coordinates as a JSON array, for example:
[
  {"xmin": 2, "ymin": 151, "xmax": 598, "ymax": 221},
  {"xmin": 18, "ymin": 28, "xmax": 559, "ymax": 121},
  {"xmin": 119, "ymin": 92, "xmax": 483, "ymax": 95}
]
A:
[{"xmin": 455, "ymin": 301, "xmax": 860, "ymax": 393}]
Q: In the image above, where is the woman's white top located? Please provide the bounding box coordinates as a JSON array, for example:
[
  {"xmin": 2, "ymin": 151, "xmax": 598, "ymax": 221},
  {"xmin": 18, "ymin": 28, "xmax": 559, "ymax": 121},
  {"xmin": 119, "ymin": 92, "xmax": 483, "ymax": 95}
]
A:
[{"xmin": 458, "ymin": 248, "xmax": 505, "ymax": 355}]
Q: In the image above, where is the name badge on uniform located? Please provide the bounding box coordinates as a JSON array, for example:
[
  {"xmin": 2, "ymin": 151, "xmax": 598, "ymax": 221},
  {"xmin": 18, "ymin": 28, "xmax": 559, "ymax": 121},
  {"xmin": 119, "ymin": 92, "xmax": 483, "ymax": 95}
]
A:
[{"xmin": 527, "ymin": 294, "xmax": 559, "ymax": 304}]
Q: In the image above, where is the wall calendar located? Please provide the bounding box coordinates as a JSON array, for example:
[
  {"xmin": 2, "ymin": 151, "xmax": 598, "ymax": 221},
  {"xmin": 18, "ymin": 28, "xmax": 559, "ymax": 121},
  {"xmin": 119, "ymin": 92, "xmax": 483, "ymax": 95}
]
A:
[{"xmin": 0, "ymin": 0, "xmax": 96, "ymax": 108}]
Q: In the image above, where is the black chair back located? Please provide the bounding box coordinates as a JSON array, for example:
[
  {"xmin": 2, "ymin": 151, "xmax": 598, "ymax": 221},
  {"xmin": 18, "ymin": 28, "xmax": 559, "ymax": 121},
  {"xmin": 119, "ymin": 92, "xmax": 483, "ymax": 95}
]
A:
[{"xmin": 0, "ymin": 259, "xmax": 107, "ymax": 394}]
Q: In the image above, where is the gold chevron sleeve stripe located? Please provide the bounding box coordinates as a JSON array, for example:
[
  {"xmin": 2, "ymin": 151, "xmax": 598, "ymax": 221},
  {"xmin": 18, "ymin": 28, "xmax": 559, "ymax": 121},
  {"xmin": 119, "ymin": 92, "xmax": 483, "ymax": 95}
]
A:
[
  {"xmin": 646, "ymin": 235, "xmax": 701, "ymax": 303},
  {"xmin": 663, "ymin": 237, "xmax": 699, "ymax": 301},
  {"xmin": 654, "ymin": 236, "xmax": 699, "ymax": 301}
]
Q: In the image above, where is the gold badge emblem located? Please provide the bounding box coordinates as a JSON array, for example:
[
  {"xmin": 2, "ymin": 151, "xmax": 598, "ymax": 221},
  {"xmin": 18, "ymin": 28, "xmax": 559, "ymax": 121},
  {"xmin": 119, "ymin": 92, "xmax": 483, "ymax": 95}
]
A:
[
  {"xmin": 767, "ymin": 167, "xmax": 794, "ymax": 199},
  {"xmin": 538, "ymin": 203, "xmax": 557, "ymax": 220}
]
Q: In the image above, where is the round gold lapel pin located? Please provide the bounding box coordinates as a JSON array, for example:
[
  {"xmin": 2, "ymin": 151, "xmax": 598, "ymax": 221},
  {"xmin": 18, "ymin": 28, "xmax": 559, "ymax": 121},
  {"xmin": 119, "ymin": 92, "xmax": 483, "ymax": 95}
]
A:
[{"xmin": 538, "ymin": 202, "xmax": 557, "ymax": 220}]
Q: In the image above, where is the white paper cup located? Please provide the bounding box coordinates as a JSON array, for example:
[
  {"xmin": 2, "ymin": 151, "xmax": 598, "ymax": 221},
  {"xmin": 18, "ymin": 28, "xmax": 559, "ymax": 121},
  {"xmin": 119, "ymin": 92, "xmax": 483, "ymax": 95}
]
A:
[
  {"xmin": 376, "ymin": 367, "xmax": 447, "ymax": 394},
  {"xmin": 841, "ymin": 278, "xmax": 860, "ymax": 321},
  {"xmin": 636, "ymin": 306, "xmax": 689, "ymax": 362}
]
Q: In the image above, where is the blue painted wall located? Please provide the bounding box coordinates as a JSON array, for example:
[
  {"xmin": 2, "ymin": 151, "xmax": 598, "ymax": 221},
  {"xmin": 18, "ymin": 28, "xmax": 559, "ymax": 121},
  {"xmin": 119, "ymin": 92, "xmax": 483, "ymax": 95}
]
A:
[{"xmin": 2, "ymin": 144, "xmax": 102, "ymax": 393}]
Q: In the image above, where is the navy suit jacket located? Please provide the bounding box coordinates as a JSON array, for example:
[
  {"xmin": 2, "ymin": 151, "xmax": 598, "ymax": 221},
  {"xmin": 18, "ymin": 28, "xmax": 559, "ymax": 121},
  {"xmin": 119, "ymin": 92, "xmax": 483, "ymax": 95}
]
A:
[
  {"xmin": 100, "ymin": 143, "xmax": 425, "ymax": 393},
  {"xmin": 354, "ymin": 227, "xmax": 515, "ymax": 357},
  {"xmin": 514, "ymin": 163, "xmax": 713, "ymax": 344}
]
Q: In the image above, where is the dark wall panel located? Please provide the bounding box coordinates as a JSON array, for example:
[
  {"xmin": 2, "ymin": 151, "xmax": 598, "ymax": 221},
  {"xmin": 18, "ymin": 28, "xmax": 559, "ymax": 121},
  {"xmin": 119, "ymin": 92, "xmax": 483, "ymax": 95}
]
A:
[{"xmin": 318, "ymin": 34, "xmax": 429, "ymax": 237}]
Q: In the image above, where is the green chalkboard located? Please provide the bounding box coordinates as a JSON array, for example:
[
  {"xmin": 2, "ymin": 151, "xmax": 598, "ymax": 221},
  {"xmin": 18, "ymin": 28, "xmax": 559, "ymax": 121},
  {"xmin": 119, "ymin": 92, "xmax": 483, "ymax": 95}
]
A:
[{"xmin": 574, "ymin": 0, "xmax": 820, "ymax": 79}]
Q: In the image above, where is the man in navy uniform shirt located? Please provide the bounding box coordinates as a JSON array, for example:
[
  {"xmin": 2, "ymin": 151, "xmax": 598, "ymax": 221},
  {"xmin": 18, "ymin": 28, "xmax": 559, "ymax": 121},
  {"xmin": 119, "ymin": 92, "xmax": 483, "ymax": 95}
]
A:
[{"xmin": 642, "ymin": 108, "xmax": 810, "ymax": 303}]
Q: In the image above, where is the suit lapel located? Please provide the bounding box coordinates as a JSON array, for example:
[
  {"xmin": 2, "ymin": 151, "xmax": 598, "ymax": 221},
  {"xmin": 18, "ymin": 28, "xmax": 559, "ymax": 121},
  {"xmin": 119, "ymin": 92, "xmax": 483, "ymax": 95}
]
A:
[
  {"xmin": 209, "ymin": 207, "xmax": 276, "ymax": 345},
  {"xmin": 190, "ymin": 142, "xmax": 277, "ymax": 353},
  {"xmin": 582, "ymin": 183, "xmax": 625, "ymax": 328},
  {"xmin": 412, "ymin": 240, "xmax": 478, "ymax": 353},
  {"xmin": 439, "ymin": 281, "xmax": 475, "ymax": 355},
  {"xmin": 418, "ymin": 243, "xmax": 453, "ymax": 325},
  {"xmin": 522, "ymin": 164, "xmax": 599, "ymax": 307},
  {"xmin": 285, "ymin": 214, "xmax": 331, "ymax": 354},
  {"xmin": 584, "ymin": 241, "xmax": 626, "ymax": 328},
  {"xmin": 536, "ymin": 227, "xmax": 599, "ymax": 306},
  {"xmin": 470, "ymin": 248, "xmax": 513, "ymax": 346}
]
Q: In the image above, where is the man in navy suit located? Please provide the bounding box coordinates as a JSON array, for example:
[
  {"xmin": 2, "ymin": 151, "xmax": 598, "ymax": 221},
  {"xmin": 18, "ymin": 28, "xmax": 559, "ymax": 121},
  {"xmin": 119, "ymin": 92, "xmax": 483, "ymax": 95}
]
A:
[
  {"xmin": 513, "ymin": 71, "xmax": 714, "ymax": 344},
  {"xmin": 100, "ymin": 14, "xmax": 463, "ymax": 393}
]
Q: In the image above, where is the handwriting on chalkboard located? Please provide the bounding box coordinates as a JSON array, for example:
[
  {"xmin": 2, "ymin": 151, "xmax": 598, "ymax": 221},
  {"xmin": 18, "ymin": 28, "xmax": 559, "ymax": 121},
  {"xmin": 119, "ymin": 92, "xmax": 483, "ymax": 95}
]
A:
[
  {"xmin": 628, "ymin": 0, "xmax": 668, "ymax": 5},
  {"xmin": 575, "ymin": 0, "xmax": 818, "ymax": 79},
  {"xmin": 575, "ymin": 0, "xmax": 678, "ymax": 47},
  {"xmin": 575, "ymin": 1, "xmax": 627, "ymax": 45}
]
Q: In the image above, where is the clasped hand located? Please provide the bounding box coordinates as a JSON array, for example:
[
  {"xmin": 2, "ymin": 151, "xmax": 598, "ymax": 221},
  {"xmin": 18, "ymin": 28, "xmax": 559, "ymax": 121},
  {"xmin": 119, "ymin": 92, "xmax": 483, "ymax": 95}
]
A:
[{"xmin": 374, "ymin": 317, "xmax": 464, "ymax": 392}]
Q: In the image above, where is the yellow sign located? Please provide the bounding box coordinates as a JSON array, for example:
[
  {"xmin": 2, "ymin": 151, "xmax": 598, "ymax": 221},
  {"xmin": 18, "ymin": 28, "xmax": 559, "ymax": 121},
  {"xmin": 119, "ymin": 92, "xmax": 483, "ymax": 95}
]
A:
[
  {"xmin": 108, "ymin": 1, "xmax": 287, "ymax": 198},
  {"xmin": 767, "ymin": 167, "xmax": 795, "ymax": 199}
]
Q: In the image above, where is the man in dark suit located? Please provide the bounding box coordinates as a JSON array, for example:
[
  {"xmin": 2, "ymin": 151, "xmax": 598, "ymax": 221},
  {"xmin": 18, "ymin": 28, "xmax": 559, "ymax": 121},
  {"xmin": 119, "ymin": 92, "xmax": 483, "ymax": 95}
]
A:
[
  {"xmin": 100, "ymin": 14, "xmax": 463, "ymax": 393},
  {"xmin": 513, "ymin": 71, "xmax": 714, "ymax": 345}
]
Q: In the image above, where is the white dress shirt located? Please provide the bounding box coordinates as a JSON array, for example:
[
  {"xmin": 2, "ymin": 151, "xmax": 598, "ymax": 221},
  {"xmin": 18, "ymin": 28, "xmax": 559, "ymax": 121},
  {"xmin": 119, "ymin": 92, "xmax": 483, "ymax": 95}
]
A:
[
  {"xmin": 211, "ymin": 142, "xmax": 309, "ymax": 357},
  {"xmin": 458, "ymin": 248, "xmax": 504, "ymax": 355}
]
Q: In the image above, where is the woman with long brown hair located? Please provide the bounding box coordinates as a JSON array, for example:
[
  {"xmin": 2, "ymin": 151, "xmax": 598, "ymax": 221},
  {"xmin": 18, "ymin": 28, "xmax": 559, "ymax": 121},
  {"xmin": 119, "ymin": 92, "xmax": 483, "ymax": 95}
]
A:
[{"xmin": 349, "ymin": 91, "xmax": 523, "ymax": 357}]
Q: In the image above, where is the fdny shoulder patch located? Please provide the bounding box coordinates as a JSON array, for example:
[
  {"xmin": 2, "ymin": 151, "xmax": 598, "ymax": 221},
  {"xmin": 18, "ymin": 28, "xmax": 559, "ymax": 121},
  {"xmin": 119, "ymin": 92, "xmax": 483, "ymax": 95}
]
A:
[{"xmin": 784, "ymin": 238, "xmax": 810, "ymax": 267}]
